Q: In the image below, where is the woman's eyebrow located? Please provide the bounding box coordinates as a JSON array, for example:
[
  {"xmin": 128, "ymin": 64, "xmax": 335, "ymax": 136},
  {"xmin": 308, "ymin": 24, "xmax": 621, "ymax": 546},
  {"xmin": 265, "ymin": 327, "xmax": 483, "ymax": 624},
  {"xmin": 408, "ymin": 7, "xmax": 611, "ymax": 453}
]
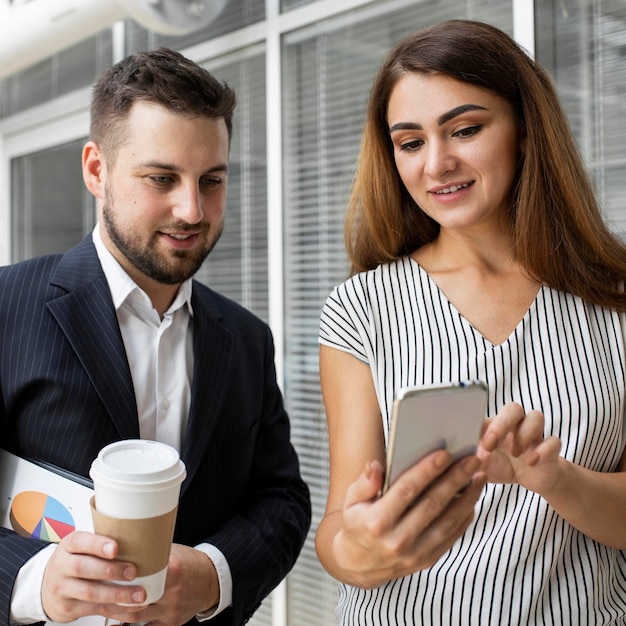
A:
[
  {"xmin": 437, "ymin": 103, "xmax": 487, "ymax": 126},
  {"xmin": 389, "ymin": 103, "xmax": 488, "ymax": 134}
]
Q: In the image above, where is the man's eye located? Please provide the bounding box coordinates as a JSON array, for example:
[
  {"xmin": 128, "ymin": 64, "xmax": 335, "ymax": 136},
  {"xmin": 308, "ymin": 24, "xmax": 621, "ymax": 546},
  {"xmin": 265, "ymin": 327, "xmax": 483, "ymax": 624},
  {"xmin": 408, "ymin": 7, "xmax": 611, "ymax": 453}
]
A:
[
  {"xmin": 149, "ymin": 175, "xmax": 173, "ymax": 185},
  {"xmin": 200, "ymin": 177, "xmax": 222, "ymax": 186}
]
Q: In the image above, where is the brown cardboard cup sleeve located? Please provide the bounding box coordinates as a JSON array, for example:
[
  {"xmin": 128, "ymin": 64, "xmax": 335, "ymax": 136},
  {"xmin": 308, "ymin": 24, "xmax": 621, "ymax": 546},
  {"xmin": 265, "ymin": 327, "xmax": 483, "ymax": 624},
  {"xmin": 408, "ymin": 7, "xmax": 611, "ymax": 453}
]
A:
[{"xmin": 90, "ymin": 496, "xmax": 177, "ymax": 577}]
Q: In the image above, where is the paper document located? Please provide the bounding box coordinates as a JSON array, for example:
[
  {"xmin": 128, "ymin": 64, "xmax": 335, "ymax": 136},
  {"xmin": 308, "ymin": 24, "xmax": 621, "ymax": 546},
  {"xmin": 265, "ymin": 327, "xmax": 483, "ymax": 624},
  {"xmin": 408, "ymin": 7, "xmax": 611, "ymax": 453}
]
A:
[{"xmin": 0, "ymin": 449, "xmax": 104, "ymax": 626}]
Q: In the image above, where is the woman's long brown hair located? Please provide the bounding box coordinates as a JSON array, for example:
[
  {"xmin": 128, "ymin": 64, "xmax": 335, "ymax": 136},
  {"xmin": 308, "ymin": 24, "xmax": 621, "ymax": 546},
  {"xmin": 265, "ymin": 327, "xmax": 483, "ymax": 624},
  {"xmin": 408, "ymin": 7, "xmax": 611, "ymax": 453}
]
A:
[{"xmin": 346, "ymin": 20, "xmax": 626, "ymax": 310}]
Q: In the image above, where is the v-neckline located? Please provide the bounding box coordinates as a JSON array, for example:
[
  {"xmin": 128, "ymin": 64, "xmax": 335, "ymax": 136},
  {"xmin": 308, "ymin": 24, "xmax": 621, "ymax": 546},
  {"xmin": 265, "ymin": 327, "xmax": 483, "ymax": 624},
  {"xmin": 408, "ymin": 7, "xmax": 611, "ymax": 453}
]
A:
[{"xmin": 409, "ymin": 257, "xmax": 543, "ymax": 348}]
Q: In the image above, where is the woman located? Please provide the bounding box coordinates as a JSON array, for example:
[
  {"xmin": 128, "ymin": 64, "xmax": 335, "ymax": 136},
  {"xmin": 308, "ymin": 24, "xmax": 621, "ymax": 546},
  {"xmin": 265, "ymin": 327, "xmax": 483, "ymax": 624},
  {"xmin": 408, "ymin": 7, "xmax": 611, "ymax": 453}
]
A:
[{"xmin": 317, "ymin": 19, "xmax": 626, "ymax": 625}]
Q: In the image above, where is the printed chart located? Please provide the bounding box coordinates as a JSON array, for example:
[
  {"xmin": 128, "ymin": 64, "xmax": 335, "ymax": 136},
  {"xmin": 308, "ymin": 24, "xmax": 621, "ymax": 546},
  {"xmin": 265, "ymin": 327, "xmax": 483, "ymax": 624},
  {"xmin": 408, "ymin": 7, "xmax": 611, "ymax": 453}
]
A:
[{"xmin": 10, "ymin": 490, "xmax": 76, "ymax": 541}]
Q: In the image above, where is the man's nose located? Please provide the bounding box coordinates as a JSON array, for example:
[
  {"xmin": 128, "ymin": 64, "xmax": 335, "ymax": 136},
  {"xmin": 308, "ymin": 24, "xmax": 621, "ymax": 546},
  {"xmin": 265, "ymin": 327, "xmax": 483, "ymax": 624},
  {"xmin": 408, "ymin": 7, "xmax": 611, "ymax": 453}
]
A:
[{"xmin": 171, "ymin": 184, "xmax": 203, "ymax": 224}]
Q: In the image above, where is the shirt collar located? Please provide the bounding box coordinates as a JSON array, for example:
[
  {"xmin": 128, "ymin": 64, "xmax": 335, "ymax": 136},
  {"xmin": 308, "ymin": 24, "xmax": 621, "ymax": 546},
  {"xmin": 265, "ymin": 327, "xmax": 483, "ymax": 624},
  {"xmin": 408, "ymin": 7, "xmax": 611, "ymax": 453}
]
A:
[{"xmin": 92, "ymin": 223, "xmax": 194, "ymax": 317}]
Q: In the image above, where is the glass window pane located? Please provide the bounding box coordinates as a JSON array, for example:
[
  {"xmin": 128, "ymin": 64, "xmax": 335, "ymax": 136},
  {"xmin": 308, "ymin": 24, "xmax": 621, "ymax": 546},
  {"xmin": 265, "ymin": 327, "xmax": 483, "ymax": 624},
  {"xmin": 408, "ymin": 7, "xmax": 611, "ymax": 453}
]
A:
[
  {"xmin": 11, "ymin": 138, "xmax": 95, "ymax": 262},
  {"xmin": 281, "ymin": 0, "xmax": 312, "ymax": 10},
  {"xmin": 125, "ymin": 0, "xmax": 264, "ymax": 53},
  {"xmin": 0, "ymin": 33, "xmax": 112, "ymax": 119},
  {"xmin": 536, "ymin": 0, "xmax": 626, "ymax": 236}
]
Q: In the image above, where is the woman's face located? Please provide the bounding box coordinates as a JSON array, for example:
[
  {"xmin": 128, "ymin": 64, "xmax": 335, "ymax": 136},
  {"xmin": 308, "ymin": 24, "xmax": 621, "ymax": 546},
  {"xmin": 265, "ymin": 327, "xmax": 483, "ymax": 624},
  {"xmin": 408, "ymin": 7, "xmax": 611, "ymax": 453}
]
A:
[{"xmin": 387, "ymin": 72, "xmax": 522, "ymax": 235}]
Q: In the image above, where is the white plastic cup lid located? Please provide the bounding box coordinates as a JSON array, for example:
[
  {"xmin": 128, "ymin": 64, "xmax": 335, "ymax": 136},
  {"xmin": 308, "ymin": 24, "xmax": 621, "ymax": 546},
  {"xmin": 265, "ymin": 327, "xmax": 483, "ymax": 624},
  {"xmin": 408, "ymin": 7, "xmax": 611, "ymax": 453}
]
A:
[{"xmin": 90, "ymin": 440, "xmax": 186, "ymax": 487}]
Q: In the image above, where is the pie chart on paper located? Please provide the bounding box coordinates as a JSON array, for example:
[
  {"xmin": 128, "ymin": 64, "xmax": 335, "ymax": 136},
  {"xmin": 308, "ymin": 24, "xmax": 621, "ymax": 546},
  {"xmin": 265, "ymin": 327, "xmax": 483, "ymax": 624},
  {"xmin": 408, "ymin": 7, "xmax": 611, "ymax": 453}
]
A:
[{"xmin": 9, "ymin": 490, "xmax": 76, "ymax": 542}]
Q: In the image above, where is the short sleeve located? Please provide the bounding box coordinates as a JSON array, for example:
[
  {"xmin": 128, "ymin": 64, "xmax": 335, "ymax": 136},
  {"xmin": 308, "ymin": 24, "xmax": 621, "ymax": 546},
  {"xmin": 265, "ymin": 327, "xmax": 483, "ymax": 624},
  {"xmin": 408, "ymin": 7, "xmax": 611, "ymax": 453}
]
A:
[{"xmin": 319, "ymin": 282, "xmax": 369, "ymax": 364}]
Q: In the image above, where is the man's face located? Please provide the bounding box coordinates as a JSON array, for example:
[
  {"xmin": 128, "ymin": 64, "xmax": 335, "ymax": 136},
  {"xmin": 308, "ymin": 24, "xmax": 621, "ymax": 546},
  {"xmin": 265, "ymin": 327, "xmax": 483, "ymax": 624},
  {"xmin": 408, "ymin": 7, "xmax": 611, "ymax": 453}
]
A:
[{"xmin": 88, "ymin": 101, "xmax": 229, "ymax": 292}]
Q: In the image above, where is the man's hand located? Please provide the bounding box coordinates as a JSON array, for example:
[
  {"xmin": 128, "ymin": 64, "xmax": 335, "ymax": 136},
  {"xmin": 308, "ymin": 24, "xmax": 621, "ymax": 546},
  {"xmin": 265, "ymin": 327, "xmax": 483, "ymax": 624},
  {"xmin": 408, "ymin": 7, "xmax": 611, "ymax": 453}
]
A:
[
  {"xmin": 126, "ymin": 544, "xmax": 220, "ymax": 626},
  {"xmin": 43, "ymin": 534, "xmax": 219, "ymax": 626},
  {"xmin": 42, "ymin": 531, "xmax": 147, "ymax": 623}
]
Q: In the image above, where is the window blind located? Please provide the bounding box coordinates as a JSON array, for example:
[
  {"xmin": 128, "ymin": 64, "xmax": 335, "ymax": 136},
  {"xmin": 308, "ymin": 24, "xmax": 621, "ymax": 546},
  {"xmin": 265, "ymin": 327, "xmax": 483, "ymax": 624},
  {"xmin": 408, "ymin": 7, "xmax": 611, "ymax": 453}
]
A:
[
  {"xmin": 0, "ymin": 34, "xmax": 112, "ymax": 119},
  {"xmin": 536, "ymin": 0, "xmax": 626, "ymax": 236},
  {"xmin": 195, "ymin": 50, "xmax": 269, "ymax": 324}
]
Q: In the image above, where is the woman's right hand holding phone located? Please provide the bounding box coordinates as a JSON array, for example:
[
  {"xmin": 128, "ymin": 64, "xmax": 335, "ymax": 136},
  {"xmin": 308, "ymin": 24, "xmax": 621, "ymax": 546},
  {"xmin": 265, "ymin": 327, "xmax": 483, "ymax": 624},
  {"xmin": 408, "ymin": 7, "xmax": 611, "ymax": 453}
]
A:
[
  {"xmin": 328, "ymin": 450, "xmax": 486, "ymax": 589},
  {"xmin": 317, "ymin": 347, "xmax": 488, "ymax": 588}
]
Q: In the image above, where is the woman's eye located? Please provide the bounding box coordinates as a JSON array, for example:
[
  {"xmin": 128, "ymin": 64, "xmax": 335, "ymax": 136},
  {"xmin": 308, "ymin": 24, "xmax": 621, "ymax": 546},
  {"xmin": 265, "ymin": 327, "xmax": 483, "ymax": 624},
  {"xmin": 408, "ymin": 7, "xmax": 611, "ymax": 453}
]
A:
[
  {"xmin": 454, "ymin": 124, "xmax": 482, "ymax": 138},
  {"xmin": 398, "ymin": 139, "xmax": 423, "ymax": 152}
]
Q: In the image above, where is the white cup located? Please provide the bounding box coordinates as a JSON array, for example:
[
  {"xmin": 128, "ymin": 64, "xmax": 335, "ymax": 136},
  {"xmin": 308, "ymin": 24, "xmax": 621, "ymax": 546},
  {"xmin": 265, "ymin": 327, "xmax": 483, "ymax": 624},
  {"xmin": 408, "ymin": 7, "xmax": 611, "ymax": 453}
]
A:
[{"xmin": 89, "ymin": 440, "xmax": 186, "ymax": 605}]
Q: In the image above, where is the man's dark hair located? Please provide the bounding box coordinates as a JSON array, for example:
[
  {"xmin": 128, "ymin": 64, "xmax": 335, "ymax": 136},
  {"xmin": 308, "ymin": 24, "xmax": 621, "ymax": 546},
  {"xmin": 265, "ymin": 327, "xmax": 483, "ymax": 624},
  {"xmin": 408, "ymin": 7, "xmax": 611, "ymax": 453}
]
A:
[{"xmin": 90, "ymin": 47, "xmax": 236, "ymax": 162}]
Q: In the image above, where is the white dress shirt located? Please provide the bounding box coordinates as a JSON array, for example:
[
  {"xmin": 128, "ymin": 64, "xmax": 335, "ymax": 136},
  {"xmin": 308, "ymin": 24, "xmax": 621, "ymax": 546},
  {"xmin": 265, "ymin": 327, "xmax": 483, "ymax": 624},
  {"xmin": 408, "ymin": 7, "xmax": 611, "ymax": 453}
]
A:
[{"xmin": 10, "ymin": 225, "xmax": 232, "ymax": 623}]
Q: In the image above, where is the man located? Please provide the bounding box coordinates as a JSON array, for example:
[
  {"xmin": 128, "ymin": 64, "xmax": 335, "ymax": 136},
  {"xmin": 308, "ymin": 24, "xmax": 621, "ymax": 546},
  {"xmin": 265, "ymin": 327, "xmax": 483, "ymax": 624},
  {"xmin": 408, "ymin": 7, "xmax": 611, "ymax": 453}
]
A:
[{"xmin": 0, "ymin": 48, "xmax": 311, "ymax": 626}]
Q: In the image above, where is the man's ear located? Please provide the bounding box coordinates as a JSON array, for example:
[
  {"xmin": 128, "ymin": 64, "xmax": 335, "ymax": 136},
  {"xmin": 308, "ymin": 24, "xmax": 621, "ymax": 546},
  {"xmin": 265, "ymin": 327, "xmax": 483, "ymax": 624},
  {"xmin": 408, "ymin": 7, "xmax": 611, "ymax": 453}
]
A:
[{"xmin": 82, "ymin": 141, "xmax": 106, "ymax": 199}]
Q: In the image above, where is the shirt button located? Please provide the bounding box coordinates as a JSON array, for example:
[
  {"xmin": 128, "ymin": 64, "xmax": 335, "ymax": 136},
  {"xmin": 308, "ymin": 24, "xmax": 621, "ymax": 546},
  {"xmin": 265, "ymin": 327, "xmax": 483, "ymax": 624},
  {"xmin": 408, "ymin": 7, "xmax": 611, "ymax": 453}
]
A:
[{"xmin": 162, "ymin": 399, "xmax": 170, "ymax": 409}]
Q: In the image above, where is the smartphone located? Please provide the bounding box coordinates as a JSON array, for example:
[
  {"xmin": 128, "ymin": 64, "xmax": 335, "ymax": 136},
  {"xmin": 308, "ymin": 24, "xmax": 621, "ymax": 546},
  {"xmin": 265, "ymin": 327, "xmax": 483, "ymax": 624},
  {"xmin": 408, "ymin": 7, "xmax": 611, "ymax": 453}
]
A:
[{"xmin": 382, "ymin": 380, "xmax": 488, "ymax": 492}]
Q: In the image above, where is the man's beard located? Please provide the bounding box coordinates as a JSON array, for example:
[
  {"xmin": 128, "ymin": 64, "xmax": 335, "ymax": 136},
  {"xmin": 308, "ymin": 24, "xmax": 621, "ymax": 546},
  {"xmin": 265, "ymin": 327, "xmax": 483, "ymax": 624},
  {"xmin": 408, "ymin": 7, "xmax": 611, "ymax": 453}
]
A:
[{"xmin": 102, "ymin": 201, "xmax": 223, "ymax": 285}]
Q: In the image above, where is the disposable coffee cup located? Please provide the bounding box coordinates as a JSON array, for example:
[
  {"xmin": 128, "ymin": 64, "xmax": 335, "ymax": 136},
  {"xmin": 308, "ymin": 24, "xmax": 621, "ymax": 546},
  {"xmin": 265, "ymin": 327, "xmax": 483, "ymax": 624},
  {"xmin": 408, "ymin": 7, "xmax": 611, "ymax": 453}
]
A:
[{"xmin": 89, "ymin": 440, "xmax": 186, "ymax": 605}]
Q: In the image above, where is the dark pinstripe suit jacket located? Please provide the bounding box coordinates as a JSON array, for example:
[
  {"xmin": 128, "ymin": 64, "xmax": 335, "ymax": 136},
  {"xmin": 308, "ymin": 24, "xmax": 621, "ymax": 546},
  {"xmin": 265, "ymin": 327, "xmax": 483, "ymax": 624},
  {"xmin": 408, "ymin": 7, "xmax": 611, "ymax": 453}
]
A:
[{"xmin": 0, "ymin": 235, "xmax": 311, "ymax": 626}]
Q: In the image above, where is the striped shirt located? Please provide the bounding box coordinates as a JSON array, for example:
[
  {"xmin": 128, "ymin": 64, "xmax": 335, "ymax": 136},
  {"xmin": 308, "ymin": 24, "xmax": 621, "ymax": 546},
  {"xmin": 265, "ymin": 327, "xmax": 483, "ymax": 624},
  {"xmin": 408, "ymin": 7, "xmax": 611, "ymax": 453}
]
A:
[{"xmin": 319, "ymin": 256, "xmax": 626, "ymax": 625}]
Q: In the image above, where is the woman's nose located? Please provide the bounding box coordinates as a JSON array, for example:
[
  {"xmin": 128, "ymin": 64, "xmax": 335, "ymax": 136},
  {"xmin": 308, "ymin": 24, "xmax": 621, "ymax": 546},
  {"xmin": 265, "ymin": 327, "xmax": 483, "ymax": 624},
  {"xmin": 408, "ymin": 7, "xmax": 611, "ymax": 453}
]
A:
[{"xmin": 424, "ymin": 140, "xmax": 456, "ymax": 178}]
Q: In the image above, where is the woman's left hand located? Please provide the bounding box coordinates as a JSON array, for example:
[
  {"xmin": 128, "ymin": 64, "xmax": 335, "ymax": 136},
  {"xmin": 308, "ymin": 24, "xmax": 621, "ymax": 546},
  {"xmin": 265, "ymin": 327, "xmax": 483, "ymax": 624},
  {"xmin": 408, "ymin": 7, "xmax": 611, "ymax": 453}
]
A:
[{"xmin": 478, "ymin": 402, "xmax": 562, "ymax": 495}]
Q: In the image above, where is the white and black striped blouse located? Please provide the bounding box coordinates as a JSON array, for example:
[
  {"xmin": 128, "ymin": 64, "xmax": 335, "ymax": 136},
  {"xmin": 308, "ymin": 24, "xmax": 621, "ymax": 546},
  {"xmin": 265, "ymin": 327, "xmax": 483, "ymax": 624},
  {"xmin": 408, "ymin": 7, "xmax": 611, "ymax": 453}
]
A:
[{"xmin": 319, "ymin": 256, "xmax": 626, "ymax": 625}]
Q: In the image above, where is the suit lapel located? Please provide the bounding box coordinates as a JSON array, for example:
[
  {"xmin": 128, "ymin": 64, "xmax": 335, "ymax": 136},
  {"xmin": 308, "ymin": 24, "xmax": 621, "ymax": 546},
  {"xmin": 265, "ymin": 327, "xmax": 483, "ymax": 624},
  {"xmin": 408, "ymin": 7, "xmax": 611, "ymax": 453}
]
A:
[
  {"xmin": 43, "ymin": 238, "xmax": 237, "ymax": 485},
  {"xmin": 181, "ymin": 286, "xmax": 234, "ymax": 493},
  {"xmin": 46, "ymin": 237, "xmax": 140, "ymax": 439}
]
